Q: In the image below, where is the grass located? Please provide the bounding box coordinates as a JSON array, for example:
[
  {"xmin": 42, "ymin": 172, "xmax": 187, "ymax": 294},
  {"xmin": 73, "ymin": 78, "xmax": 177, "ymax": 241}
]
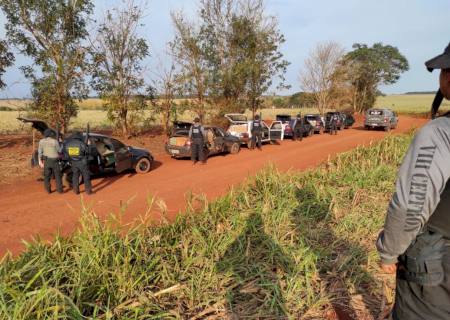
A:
[
  {"xmin": 376, "ymin": 94, "xmax": 450, "ymax": 114},
  {"xmin": 0, "ymin": 132, "xmax": 413, "ymax": 319}
]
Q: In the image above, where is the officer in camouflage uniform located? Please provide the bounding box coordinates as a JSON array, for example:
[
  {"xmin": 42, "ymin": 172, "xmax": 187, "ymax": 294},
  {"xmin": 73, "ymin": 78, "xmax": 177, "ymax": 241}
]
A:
[
  {"xmin": 251, "ymin": 114, "xmax": 263, "ymax": 150},
  {"xmin": 189, "ymin": 117, "xmax": 206, "ymax": 164},
  {"xmin": 377, "ymin": 43, "xmax": 450, "ymax": 320},
  {"xmin": 38, "ymin": 128, "xmax": 63, "ymax": 194},
  {"xmin": 329, "ymin": 114, "xmax": 338, "ymax": 135},
  {"xmin": 64, "ymin": 132, "xmax": 93, "ymax": 195}
]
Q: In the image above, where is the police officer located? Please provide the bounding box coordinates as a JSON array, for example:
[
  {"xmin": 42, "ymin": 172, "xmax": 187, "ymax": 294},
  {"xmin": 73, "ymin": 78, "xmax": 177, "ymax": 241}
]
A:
[
  {"xmin": 189, "ymin": 117, "xmax": 206, "ymax": 164},
  {"xmin": 329, "ymin": 114, "xmax": 338, "ymax": 135},
  {"xmin": 292, "ymin": 114, "xmax": 304, "ymax": 141},
  {"xmin": 377, "ymin": 42, "xmax": 450, "ymax": 320},
  {"xmin": 251, "ymin": 114, "xmax": 263, "ymax": 150},
  {"xmin": 38, "ymin": 128, "xmax": 63, "ymax": 194},
  {"xmin": 64, "ymin": 131, "xmax": 93, "ymax": 194}
]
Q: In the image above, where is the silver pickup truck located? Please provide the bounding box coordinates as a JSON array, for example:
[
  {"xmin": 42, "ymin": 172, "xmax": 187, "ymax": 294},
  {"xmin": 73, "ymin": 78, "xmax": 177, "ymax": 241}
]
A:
[{"xmin": 364, "ymin": 108, "xmax": 399, "ymax": 131}]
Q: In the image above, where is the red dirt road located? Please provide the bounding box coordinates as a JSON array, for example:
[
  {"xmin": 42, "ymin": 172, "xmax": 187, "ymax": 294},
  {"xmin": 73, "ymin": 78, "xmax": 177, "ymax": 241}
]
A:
[{"xmin": 0, "ymin": 116, "xmax": 427, "ymax": 257}]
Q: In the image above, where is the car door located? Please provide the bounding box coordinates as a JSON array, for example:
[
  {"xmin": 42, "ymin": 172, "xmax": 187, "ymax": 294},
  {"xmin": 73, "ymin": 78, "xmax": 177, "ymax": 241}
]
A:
[
  {"xmin": 269, "ymin": 121, "xmax": 284, "ymax": 141},
  {"xmin": 212, "ymin": 128, "xmax": 225, "ymax": 152},
  {"xmin": 110, "ymin": 138, "xmax": 132, "ymax": 173}
]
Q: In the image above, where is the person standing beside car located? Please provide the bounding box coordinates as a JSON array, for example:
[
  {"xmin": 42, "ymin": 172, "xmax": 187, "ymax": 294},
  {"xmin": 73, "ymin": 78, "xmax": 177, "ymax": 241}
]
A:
[
  {"xmin": 189, "ymin": 117, "xmax": 206, "ymax": 164},
  {"xmin": 64, "ymin": 131, "xmax": 93, "ymax": 195},
  {"xmin": 329, "ymin": 114, "xmax": 338, "ymax": 135},
  {"xmin": 251, "ymin": 114, "xmax": 263, "ymax": 150},
  {"xmin": 377, "ymin": 43, "xmax": 450, "ymax": 320},
  {"xmin": 292, "ymin": 114, "xmax": 304, "ymax": 141},
  {"xmin": 38, "ymin": 128, "xmax": 63, "ymax": 194}
]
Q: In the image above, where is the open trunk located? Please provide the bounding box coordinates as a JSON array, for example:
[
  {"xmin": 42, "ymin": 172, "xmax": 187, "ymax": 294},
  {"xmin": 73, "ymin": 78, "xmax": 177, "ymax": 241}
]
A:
[{"xmin": 169, "ymin": 136, "xmax": 189, "ymax": 147}]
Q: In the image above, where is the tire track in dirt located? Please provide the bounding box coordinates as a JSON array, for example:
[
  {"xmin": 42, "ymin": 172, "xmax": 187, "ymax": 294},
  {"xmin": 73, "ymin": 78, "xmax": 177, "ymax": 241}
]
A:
[{"xmin": 0, "ymin": 116, "xmax": 427, "ymax": 256}]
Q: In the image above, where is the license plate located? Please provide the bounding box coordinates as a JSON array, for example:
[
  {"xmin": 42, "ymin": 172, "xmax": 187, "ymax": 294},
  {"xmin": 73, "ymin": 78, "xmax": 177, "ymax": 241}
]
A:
[{"xmin": 171, "ymin": 149, "xmax": 180, "ymax": 154}]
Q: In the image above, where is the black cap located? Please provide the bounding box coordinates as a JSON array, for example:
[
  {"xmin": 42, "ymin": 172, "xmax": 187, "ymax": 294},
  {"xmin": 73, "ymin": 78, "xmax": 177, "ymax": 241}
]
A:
[
  {"xmin": 425, "ymin": 42, "xmax": 450, "ymax": 72},
  {"xmin": 44, "ymin": 128, "xmax": 53, "ymax": 138},
  {"xmin": 194, "ymin": 117, "xmax": 200, "ymax": 123},
  {"xmin": 254, "ymin": 114, "xmax": 260, "ymax": 120}
]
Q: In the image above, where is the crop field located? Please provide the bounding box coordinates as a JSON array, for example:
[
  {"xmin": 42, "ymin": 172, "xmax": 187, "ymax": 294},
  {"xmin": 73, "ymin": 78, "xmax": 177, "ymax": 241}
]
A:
[
  {"xmin": 0, "ymin": 133, "xmax": 411, "ymax": 319},
  {"xmin": 0, "ymin": 94, "xmax": 443, "ymax": 134}
]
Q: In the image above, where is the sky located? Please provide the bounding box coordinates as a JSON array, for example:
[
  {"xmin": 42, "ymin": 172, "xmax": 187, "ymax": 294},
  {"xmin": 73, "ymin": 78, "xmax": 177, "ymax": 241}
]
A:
[{"xmin": 0, "ymin": 0, "xmax": 449, "ymax": 99}]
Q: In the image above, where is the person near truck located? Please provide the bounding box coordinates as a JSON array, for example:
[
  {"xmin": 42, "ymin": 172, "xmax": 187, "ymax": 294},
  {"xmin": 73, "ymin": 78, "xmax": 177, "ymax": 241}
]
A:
[
  {"xmin": 38, "ymin": 128, "xmax": 63, "ymax": 194},
  {"xmin": 63, "ymin": 132, "xmax": 93, "ymax": 195},
  {"xmin": 291, "ymin": 114, "xmax": 304, "ymax": 141},
  {"xmin": 251, "ymin": 114, "xmax": 263, "ymax": 150},
  {"xmin": 189, "ymin": 117, "xmax": 206, "ymax": 164},
  {"xmin": 329, "ymin": 114, "xmax": 338, "ymax": 135},
  {"xmin": 377, "ymin": 42, "xmax": 450, "ymax": 320}
]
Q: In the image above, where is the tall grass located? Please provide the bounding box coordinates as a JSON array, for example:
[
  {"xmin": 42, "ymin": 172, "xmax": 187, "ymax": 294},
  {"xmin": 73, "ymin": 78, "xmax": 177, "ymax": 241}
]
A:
[{"xmin": 0, "ymin": 133, "xmax": 412, "ymax": 319}]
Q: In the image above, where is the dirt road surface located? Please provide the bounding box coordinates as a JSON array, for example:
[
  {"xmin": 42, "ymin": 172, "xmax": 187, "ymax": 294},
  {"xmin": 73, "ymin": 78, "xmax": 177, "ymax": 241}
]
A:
[{"xmin": 0, "ymin": 116, "xmax": 427, "ymax": 257}]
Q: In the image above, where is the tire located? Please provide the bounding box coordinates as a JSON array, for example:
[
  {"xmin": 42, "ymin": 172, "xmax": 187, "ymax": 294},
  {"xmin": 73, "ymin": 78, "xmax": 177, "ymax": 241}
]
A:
[
  {"xmin": 135, "ymin": 157, "xmax": 152, "ymax": 174},
  {"xmin": 229, "ymin": 142, "xmax": 240, "ymax": 154}
]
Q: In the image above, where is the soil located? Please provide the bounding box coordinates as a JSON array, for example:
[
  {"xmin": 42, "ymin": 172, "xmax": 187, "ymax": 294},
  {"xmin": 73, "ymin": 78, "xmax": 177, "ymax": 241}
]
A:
[{"xmin": 0, "ymin": 115, "xmax": 427, "ymax": 258}]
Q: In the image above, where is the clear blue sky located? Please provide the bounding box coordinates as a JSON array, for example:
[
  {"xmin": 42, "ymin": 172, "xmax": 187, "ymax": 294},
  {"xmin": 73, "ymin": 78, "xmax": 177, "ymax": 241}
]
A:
[{"xmin": 1, "ymin": 0, "xmax": 449, "ymax": 98}]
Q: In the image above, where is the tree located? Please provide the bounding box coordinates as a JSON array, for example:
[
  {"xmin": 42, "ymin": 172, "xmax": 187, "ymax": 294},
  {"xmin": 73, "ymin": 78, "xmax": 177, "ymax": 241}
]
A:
[
  {"xmin": 344, "ymin": 43, "xmax": 409, "ymax": 113},
  {"xmin": 90, "ymin": 0, "xmax": 151, "ymax": 137},
  {"xmin": 152, "ymin": 60, "xmax": 181, "ymax": 136},
  {"xmin": 299, "ymin": 41, "xmax": 345, "ymax": 115},
  {"xmin": 0, "ymin": 40, "xmax": 14, "ymax": 89},
  {"xmin": 170, "ymin": 11, "xmax": 210, "ymax": 122},
  {"xmin": 0, "ymin": 0, "xmax": 93, "ymax": 132}
]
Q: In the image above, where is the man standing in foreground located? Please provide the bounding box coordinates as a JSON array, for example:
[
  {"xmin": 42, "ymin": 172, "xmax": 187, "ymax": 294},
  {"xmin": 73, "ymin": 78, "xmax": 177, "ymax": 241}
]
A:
[
  {"xmin": 189, "ymin": 117, "xmax": 206, "ymax": 165},
  {"xmin": 377, "ymin": 43, "xmax": 450, "ymax": 319},
  {"xmin": 64, "ymin": 132, "xmax": 93, "ymax": 195},
  {"xmin": 38, "ymin": 128, "xmax": 63, "ymax": 194}
]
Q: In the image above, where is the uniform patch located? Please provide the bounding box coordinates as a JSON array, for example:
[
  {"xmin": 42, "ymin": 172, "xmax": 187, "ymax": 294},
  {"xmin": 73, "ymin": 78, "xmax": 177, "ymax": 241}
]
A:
[
  {"xmin": 68, "ymin": 147, "xmax": 80, "ymax": 156},
  {"xmin": 193, "ymin": 129, "xmax": 200, "ymax": 133}
]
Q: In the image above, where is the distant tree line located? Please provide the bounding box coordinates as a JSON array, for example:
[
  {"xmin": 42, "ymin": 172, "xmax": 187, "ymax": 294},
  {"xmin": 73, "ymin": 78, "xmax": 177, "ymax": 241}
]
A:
[{"xmin": 0, "ymin": 0, "xmax": 408, "ymax": 136}]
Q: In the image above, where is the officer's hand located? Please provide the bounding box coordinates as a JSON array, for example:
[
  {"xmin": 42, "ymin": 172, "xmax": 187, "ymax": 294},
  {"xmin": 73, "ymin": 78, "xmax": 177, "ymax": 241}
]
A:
[
  {"xmin": 380, "ymin": 263, "xmax": 397, "ymax": 274},
  {"xmin": 39, "ymin": 160, "xmax": 44, "ymax": 168}
]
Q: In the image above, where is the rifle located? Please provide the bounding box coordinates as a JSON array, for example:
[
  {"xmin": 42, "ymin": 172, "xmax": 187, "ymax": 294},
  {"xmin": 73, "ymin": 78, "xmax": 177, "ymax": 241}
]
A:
[{"xmin": 431, "ymin": 89, "xmax": 444, "ymax": 119}]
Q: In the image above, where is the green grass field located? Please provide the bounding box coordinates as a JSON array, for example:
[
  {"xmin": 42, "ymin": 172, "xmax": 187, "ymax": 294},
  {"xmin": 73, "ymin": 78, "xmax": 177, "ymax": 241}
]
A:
[
  {"xmin": 0, "ymin": 133, "xmax": 411, "ymax": 318},
  {"xmin": 0, "ymin": 94, "xmax": 446, "ymax": 134}
]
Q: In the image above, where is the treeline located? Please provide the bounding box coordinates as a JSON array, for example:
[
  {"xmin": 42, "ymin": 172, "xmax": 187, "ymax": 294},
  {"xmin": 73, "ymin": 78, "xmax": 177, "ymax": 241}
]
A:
[{"xmin": 0, "ymin": 0, "xmax": 409, "ymax": 137}]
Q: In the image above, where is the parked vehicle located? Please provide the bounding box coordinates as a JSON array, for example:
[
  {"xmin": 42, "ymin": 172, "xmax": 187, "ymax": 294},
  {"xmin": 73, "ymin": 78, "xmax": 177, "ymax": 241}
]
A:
[
  {"xmin": 165, "ymin": 122, "xmax": 241, "ymax": 158},
  {"xmin": 304, "ymin": 114, "xmax": 324, "ymax": 134},
  {"xmin": 325, "ymin": 112, "xmax": 345, "ymax": 131},
  {"xmin": 224, "ymin": 114, "xmax": 284, "ymax": 148},
  {"xmin": 276, "ymin": 114, "xmax": 294, "ymax": 138},
  {"xmin": 342, "ymin": 113, "xmax": 355, "ymax": 129},
  {"xmin": 17, "ymin": 117, "xmax": 154, "ymax": 184},
  {"xmin": 364, "ymin": 108, "xmax": 398, "ymax": 131}
]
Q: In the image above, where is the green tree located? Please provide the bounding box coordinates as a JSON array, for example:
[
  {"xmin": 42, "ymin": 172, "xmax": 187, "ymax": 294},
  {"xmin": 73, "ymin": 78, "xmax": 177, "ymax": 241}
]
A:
[
  {"xmin": 90, "ymin": 1, "xmax": 151, "ymax": 137},
  {"xmin": 0, "ymin": 0, "xmax": 93, "ymax": 132},
  {"xmin": 0, "ymin": 40, "xmax": 14, "ymax": 89},
  {"xmin": 344, "ymin": 43, "xmax": 409, "ymax": 112}
]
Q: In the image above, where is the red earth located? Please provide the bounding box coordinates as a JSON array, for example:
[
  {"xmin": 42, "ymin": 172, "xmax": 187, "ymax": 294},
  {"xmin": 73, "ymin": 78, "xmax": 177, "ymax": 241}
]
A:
[{"xmin": 0, "ymin": 115, "xmax": 428, "ymax": 257}]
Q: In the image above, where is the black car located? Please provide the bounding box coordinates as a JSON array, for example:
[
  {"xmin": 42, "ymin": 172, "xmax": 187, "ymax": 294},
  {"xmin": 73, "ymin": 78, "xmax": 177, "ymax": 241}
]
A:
[
  {"xmin": 18, "ymin": 117, "xmax": 154, "ymax": 183},
  {"xmin": 342, "ymin": 113, "xmax": 355, "ymax": 129},
  {"xmin": 166, "ymin": 122, "xmax": 241, "ymax": 158}
]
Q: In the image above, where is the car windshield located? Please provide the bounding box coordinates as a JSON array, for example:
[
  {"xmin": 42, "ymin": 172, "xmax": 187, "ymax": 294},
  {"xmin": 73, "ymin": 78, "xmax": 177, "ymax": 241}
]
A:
[
  {"xmin": 369, "ymin": 110, "xmax": 383, "ymax": 115},
  {"xmin": 276, "ymin": 115, "xmax": 291, "ymax": 122}
]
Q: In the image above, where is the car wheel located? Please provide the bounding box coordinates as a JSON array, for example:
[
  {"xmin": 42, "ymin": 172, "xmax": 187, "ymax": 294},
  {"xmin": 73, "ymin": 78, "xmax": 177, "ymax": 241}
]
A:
[
  {"xmin": 135, "ymin": 157, "xmax": 152, "ymax": 174},
  {"xmin": 229, "ymin": 142, "xmax": 240, "ymax": 154}
]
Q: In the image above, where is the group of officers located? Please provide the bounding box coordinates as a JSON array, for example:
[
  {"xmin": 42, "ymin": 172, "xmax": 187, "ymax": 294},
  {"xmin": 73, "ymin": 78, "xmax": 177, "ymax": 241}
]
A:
[{"xmin": 38, "ymin": 129, "xmax": 92, "ymax": 195}]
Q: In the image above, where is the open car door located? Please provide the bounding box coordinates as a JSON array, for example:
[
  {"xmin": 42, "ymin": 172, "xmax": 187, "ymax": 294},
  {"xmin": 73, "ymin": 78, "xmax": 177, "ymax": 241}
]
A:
[
  {"xmin": 109, "ymin": 138, "xmax": 132, "ymax": 173},
  {"xmin": 269, "ymin": 121, "xmax": 284, "ymax": 141}
]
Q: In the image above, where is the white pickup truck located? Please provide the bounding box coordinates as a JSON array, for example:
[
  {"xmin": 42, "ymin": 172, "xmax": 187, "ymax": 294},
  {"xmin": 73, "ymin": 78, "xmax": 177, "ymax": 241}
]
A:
[{"xmin": 224, "ymin": 113, "xmax": 284, "ymax": 148}]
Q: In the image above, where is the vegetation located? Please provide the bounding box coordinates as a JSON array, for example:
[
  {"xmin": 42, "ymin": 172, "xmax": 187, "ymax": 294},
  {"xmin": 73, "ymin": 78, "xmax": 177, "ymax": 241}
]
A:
[
  {"xmin": 344, "ymin": 43, "xmax": 410, "ymax": 113},
  {"xmin": 0, "ymin": 0, "xmax": 94, "ymax": 133},
  {"xmin": 0, "ymin": 133, "xmax": 414, "ymax": 318},
  {"xmin": 0, "ymin": 39, "xmax": 14, "ymax": 89},
  {"xmin": 90, "ymin": 0, "xmax": 152, "ymax": 137}
]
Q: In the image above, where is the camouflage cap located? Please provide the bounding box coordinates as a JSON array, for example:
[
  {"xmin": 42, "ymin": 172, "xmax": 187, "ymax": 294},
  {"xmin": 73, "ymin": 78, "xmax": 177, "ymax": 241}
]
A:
[{"xmin": 425, "ymin": 42, "xmax": 450, "ymax": 72}]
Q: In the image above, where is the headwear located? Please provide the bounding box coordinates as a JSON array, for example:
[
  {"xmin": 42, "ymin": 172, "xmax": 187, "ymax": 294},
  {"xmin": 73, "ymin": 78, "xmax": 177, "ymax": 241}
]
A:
[
  {"xmin": 297, "ymin": 113, "xmax": 301, "ymax": 118},
  {"xmin": 70, "ymin": 131, "xmax": 84, "ymax": 141},
  {"xmin": 194, "ymin": 117, "xmax": 200, "ymax": 123},
  {"xmin": 425, "ymin": 42, "xmax": 450, "ymax": 72},
  {"xmin": 254, "ymin": 114, "xmax": 260, "ymax": 120},
  {"xmin": 44, "ymin": 128, "xmax": 54, "ymax": 138}
]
